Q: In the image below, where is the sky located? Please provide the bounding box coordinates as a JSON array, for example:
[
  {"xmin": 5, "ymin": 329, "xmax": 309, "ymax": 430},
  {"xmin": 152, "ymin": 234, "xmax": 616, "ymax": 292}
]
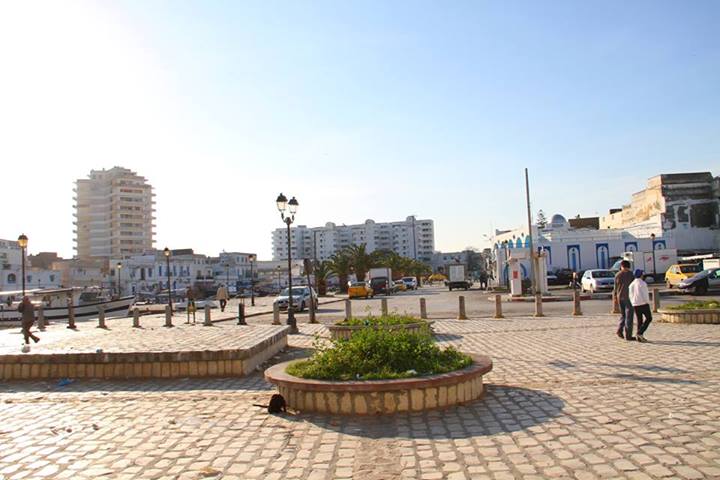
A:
[{"xmin": 1, "ymin": 0, "xmax": 719, "ymax": 260}]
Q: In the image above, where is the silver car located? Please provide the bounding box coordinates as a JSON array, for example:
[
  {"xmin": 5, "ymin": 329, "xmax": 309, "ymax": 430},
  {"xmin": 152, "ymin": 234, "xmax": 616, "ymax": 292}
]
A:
[
  {"xmin": 581, "ymin": 269, "xmax": 615, "ymax": 293},
  {"xmin": 273, "ymin": 286, "xmax": 318, "ymax": 312}
]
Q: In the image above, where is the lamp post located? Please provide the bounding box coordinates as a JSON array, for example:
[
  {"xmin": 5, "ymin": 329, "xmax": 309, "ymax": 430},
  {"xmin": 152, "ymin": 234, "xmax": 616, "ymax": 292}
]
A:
[
  {"xmin": 164, "ymin": 247, "xmax": 173, "ymax": 313},
  {"xmin": 116, "ymin": 262, "xmax": 122, "ymax": 297},
  {"xmin": 224, "ymin": 262, "xmax": 230, "ymax": 292},
  {"xmin": 276, "ymin": 193, "xmax": 299, "ymax": 334},
  {"xmin": 249, "ymin": 254, "xmax": 256, "ymax": 306},
  {"xmin": 650, "ymin": 233, "xmax": 657, "ymax": 281},
  {"xmin": 276, "ymin": 266, "xmax": 282, "ymax": 291},
  {"xmin": 17, "ymin": 234, "xmax": 28, "ymax": 297}
]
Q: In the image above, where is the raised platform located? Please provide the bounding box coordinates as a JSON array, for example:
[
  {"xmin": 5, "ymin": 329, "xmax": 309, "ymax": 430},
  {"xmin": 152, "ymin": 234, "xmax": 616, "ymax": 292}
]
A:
[{"xmin": 0, "ymin": 317, "xmax": 288, "ymax": 380}]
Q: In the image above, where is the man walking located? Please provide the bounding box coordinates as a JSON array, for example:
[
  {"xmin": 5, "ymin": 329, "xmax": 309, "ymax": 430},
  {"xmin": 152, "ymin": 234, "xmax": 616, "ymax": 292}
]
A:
[
  {"xmin": 614, "ymin": 260, "xmax": 636, "ymax": 340},
  {"xmin": 629, "ymin": 269, "xmax": 652, "ymax": 343},
  {"xmin": 18, "ymin": 296, "xmax": 40, "ymax": 345},
  {"xmin": 216, "ymin": 284, "xmax": 229, "ymax": 312}
]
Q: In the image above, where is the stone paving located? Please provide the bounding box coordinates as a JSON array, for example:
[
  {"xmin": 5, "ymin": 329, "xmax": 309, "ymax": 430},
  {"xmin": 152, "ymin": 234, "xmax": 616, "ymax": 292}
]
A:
[{"xmin": 0, "ymin": 314, "xmax": 719, "ymax": 479}]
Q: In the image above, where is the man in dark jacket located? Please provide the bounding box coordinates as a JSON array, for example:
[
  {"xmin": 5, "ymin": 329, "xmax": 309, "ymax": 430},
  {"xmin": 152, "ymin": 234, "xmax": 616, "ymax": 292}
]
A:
[
  {"xmin": 614, "ymin": 260, "xmax": 636, "ymax": 340},
  {"xmin": 18, "ymin": 296, "xmax": 40, "ymax": 344}
]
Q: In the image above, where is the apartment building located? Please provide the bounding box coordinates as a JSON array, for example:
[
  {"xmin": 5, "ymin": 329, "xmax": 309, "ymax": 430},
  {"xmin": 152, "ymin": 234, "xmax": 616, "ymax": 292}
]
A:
[
  {"xmin": 74, "ymin": 167, "xmax": 156, "ymax": 259},
  {"xmin": 271, "ymin": 216, "xmax": 435, "ymax": 263}
]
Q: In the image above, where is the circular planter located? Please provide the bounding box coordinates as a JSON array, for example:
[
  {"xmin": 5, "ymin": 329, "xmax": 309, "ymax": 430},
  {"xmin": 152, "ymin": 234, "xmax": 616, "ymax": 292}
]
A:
[
  {"xmin": 265, "ymin": 354, "xmax": 492, "ymax": 415},
  {"xmin": 327, "ymin": 321, "xmax": 432, "ymax": 340},
  {"xmin": 658, "ymin": 308, "xmax": 720, "ymax": 324}
]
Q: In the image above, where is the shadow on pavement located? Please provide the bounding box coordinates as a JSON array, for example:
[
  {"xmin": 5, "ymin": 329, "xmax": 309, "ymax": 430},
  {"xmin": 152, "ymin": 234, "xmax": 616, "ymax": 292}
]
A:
[
  {"xmin": 649, "ymin": 340, "xmax": 720, "ymax": 347},
  {"xmin": 608, "ymin": 373, "xmax": 702, "ymax": 385}
]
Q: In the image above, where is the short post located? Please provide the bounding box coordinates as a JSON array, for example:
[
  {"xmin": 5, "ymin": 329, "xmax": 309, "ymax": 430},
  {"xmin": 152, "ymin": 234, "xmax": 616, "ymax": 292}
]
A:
[
  {"xmin": 37, "ymin": 304, "xmax": 46, "ymax": 331},
  {"xmin": 186, "ymin": 304, "xmax": 190, "ymax": 324},
  {"xmin": 345, "ymin": 299, "xmax": 352, "ymax": 320},
  {"xmin": 272, "ymin": 302, "xmax": 280, "ymax": 325},
  {"xmin": 457, "ymin": 295, "xmax": 468, "ymax": 320},
  {"xmin": 97, "ymin": 305, "xmax": 107, "ymax": 328},
  {"xmin": 309, "ymin": 297, "xmax": 317, "ymax": 324},
  {"xmin": 164, "ymin": 305, "xmax": 173, "ymax": 327},
  {"xmin": 381, "ymin": 298, "xmax": 388, "ymax": 316},
  {"xmin": 652, "ymin": 288, "xmax": 660, "ymax": 313},
  {"xmin": 419, "ymin": 298, "xmax": 427, "ymax": 320},
  {"xmin": 572, "ymin": 290, "xmax": 582, "ymax": 316},
  {"xmin": 611, "ymin": 293, "xmax": 621, "ymax": 314},
  {"xmin": 66, "ymin": 298, "xmax": 76, "ymax": 329},
  {"xmin": 237, "ymin": 303, "xmax": 246, "ymax": 325},
  {"xmin": 203, "ymin": 304, "xmax": 212, "ymax": 326},
  {"xmin": 494, "ymin": 294, "xmax": 504, "ymax": 319},
  {"xmin": 132, "ymin": 307, "xmax": 140, "ymax": 328},
  {"xmin": 534, "ymin": 293, "xmax": 544, "ymax": 317}
]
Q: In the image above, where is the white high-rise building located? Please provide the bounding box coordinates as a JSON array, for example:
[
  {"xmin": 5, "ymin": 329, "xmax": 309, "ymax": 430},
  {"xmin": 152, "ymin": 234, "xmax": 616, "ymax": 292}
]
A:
[
  {"xmin": 271, "ymin": 216, "xmax": 435, "ymax": 263},
  {"xmin": 74, "ymin": 167, "xmax": 156, "ymax": 259}
]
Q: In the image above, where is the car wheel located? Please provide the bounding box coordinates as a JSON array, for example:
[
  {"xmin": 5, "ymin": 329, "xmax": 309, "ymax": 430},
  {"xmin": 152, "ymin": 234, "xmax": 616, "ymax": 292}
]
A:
[{"xmin": 696, "ymin": 283, "xmax": 708, "ymax": 295}]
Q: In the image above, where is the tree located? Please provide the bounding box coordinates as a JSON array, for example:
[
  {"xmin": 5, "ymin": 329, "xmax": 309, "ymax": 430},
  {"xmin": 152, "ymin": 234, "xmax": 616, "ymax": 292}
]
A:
[
  {"xmin": 329, "ymin": 250, "xmax": 353, "ymax": 293},
  {"xmin": 344, "ymin": 244, "xmax": 374, "ymax": 281},
  {"xmin": 536, "ymin": 210, "xmax": 548, "ymax": 228},
  {"xmin": 312, "ymin": 260, "xmax": 332, "ymax": 296}
]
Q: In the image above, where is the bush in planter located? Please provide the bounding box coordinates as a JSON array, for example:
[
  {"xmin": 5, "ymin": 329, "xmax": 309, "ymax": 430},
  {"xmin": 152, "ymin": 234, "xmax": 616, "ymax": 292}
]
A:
[
  {"xmin": 287, "ymin": 328, "xmax": 471, "ymax": 381},
  {"xmin": 667, "ymin": 300, "xmax": 720, "ymax": 311},
  {"xmin": 340, "ymin": 313, "xmax": 424, "ymax": 327}
]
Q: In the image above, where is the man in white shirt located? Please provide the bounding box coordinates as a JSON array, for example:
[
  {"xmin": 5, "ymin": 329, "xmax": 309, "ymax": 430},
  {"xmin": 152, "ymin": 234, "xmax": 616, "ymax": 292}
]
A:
[{"xmin": 629, "ymin": 269, "xmax": 652, "ymax": 343}]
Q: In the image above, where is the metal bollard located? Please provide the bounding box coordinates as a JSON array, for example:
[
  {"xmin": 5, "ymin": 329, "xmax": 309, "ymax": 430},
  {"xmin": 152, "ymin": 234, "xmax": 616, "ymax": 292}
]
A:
[
  {"xmin": 572, "ymin": 290, "xmax": 582, "ymax": 316},
  {"xmin": 133, "ymin": 307, "xmax": 141, "ymax": 328},
  {"xmin": 345, "ymin": 299, "xmax": 352, "ymax": 320},
  {"xmin": 272, "ymin": 302, "xmax": 280, "ymax": 325},
  {"xmin": 309, "ymin": 297, "xmax": 317, "ymax": 324},
  {"xmin": 203, "ymin": 304, "xmax": 212, "ymax": 326},
  {"xmin": 37, "ymin": 304, "xmax": 46, "ymax": 331},
  {"xmin": 381, "ymin": 298, "xmax": 388, "ymax": 316},
  {"xmin": 420, "ymin": 298, "xmax": 427, "ymax": 320},
  {"xmin": 457, "ymin": 296, "xmax": 468, "ymax": 320},
  {"xmin": 534, "ymin": 293, "xmax": 544, "ymax": 317},
  {"xmin": 237, "ymin": 303, "xmax": 246, "ymax": 325},
  {"xmin": 652, "ymin": 288, "xmax": 660, "ymax": 313},
  {"xmin": 165, "ymin": 305, "xmax": 173, "ymax": 327},
  {"xmin": 611, "ymin": 293, "xmax": 621, "ymax": 314},
  {"xmin": 97, "ymin": 306, "xmax": 107, "ymax": 328},
  {"xmin": 67, "ymin": 298, "xmax": 76, "ymax": 329},
  {"xmin": 494, "ymin": 294, "xmax": 504, "ymax": 319}
]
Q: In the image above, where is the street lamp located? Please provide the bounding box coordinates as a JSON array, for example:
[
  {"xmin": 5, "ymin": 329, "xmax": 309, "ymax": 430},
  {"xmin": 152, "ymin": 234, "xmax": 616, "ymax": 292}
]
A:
[
  {"xmin": 276, "ymin": 265, "xmax": 282, "ymax": 291},
  {"xmin": 249, "ymin": 254, "xmax": 256, "ymax": 306},
  {"xmin": 116, "ymin": 262, "xmax": 123, "ymax": 297},
  {"xmin": 17, "ymin": 234, "xmax": 28, "ymax": 297},
  {"xmin": 650, "ymin": 233, "xmax": 657, "ymax": 281},
  {"xmin": 164, "ymin": 247, "xmax": 173, "ymax": 313},
  {"xmin": 276, "ymin": 193, "xmax": 299, "ymax": 334},
  {"xmin": 224, "ymin": 262, "xmax": 230, "ymax": 292}
]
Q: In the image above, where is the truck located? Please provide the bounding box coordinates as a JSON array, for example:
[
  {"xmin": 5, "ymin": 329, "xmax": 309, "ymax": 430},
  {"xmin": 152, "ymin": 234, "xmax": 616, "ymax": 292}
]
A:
[
  {"xmin": 367, "ymin": 267, "xmax": 392, "ymax": 295},
  {"xmin": 447, "ymin": 264, "xmax": 472, "ymax": 290},
  {"xmin": 610, "ymin": 249, "xmax": 678, "ymax": 283}
]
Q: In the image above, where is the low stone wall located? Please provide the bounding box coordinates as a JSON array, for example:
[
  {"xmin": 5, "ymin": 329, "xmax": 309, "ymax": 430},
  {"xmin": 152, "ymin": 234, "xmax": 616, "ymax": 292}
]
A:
[
  {"xmin": 327, "ymin": 321, "xmax": 432, "ymax": 340},
  {"xmin": 658, "ymin": 308, "xmax": 720, "ymax": 324},
  {"xmin": 265, "ymin": 354, "xmax": 492, "ymax": 415}
]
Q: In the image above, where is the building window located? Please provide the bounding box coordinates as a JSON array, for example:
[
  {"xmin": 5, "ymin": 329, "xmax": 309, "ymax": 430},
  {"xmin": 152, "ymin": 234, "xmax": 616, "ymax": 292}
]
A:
[{"xmin": 7, "ymin": 273, "xmax": 16, "ymax": 284}]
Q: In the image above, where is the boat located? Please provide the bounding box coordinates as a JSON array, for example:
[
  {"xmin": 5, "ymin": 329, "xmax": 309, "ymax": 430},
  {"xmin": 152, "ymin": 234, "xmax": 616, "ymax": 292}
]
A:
[{"xmin": 0, "ymin": 287, "xmax": 135, "ymax": 325}]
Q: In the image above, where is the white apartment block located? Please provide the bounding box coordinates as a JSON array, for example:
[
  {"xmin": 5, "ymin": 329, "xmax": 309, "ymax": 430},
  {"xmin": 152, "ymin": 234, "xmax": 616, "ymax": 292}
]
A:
[
  {"xmin": 272, "ymin": 216, "xmax": 435, "ymax": 263},
  {"xmin": 74, "ymin": 167, "xmax": 156, "ymax": 259}
]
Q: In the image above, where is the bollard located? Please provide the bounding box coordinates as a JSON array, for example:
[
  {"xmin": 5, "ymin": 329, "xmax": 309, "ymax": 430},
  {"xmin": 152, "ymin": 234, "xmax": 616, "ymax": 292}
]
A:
[
  {"xmin": 419, "ymin": 298, "xmax": 427, "ymax": 320},
  {"xmin": 652, "ymin": 288, "xmax": 660, "ymax": 313},
  {"xmin": 345, "ymin": 299, "xmax": 352, "ymax": 320},
  {"xmin": 165, "ymin": 305, "xmax": 173, "ymax": 327},
  {"xmin": 186, "ymin": 304, "xmax": 190, "ymax": 324},
  {"xmin": 272, "ymin": 302, "xmax": 280, "ymax": 325},
  {"xmin": 67, "ymin": 298, "xmax": 76, "ymax": 329},
  {"xmin": 381, "ymin": 298, "xmax": 388, "ymax": 316},
  {"xmin": 494, "ymin": 294, "xmax": 504, "ymax": 319},
  {"xmin": 309, "ymin": 297, "xmax": 317, "ymax": 324},
  {"xmin": 133, "ymin": 307, "xmax": 141, "ymax": 328},
  {"xmin": 237, "ymin": 303, "xmax": 246, "ymax": 325},
  {"xmin": 611, "ymin": 293, "xmax": 621, "ymax": 314},
  {"xmin": 457, "ymin": 296, "xmax": 468, "ymax": 320},
  {"xmin": 203, "ymin": 304, "xmax": 212, "ymax": 326},
  {"xmin": 37, "ymin": 304, "xmax": 46, "ymax": 331},
  {"xmin": 97, "ymin": 306, "xmax": 107, "ymax": 328},
  {"xmin": 534, "ymin": 293, "xmax": 544, "ymax": 317},
  {"xmin": 572, "ymin": 290, "xmax": 582, "ymax": 316}
]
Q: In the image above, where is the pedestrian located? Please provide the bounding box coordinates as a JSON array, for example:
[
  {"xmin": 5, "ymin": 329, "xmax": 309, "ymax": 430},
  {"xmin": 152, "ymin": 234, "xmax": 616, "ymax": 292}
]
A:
[
  {"xmin": 614, "ymin": 260, "xmax": 636, "ymax": 341},
  {"xmin": 216, "ymin": 284, "xmax": 229, "ymax": 312},
  {"xmin": 629, "ymin": 269, "xmax": 652, "ymax": 343},
  {"xmin": 186, "ymin": 286, "xmax": 196, "ymax": 323},
  {"xmin": 479, "ymin": 271, "xmax": 488, "ymax": 290},
  {"xmin": 18, "ymin": 296, "xmax": 40, "ymax": 345}
]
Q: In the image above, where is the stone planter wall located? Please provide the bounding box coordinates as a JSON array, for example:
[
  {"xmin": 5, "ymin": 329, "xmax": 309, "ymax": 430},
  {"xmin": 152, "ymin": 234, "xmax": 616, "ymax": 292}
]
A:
[
  {"xmin": 264, "ymin": 354, "xmax": 492, "ymax": 415},
  {"xmin": 327, "ymin": 321, "xmax": 432, "ymax": 340},
  {"xmin": 658, "ymin": 308, "xmax": 720, "ymax": 324}
]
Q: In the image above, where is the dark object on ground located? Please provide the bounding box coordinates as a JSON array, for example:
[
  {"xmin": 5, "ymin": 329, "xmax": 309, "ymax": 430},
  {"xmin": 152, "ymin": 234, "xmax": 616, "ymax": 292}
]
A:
[{"xmin": 253, "ymin": 394, "xmax": 287, "ymax": 414}]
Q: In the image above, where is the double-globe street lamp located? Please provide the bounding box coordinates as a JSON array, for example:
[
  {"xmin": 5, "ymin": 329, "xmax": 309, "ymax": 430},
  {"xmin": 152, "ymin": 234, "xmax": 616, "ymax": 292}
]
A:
[
  {"xmin": 164, "ymin": 247, "xmax": 173, "ymax": 313},
  {"xmin": 276, "ymin": 193, "xmax": 299, "ymax": 334},
  {"xmin": 17, "ymin": 234, "xmax": 28, "ymax": 297}
]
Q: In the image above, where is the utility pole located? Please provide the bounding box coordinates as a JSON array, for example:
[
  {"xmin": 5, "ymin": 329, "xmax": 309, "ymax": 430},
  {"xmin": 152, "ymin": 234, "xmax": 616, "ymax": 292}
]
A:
[{"xmin": 525, "ymin": 168, "xmax": 536, "ymax": 295}]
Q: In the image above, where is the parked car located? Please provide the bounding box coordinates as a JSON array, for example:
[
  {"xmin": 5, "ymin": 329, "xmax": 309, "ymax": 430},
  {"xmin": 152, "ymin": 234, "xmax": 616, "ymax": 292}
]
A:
[
  {"xmin": 678, "ymin": 268, "xmax": 720, "ymax": 295},
  {"xmin": 665, "ymin": 263, "xmax": 702, "ymax": 288},
  {"xmin": 273, "ymin": 286, "xmax": 318, "ymax": 311},
  {"xmin": 393, "ymin": 281, "xmax": 407, "ymax": 292},
  {"xmin": 546, "ymin": 273, "xmax": 559, "ymax": 285},
  {"xmin": 401, "ymin": 276, "xmax": 418, "ymax": 290},
  {"xmin": 348, "ymin": 281, "xmax": 374, "ymax": 299},
  {"xmin": 581, "ymin": 269, "xmax": 615, "ymax": 293},
  {"xmin": 370, "ymin": 277, "xmax": 390, "ymax": 295}
]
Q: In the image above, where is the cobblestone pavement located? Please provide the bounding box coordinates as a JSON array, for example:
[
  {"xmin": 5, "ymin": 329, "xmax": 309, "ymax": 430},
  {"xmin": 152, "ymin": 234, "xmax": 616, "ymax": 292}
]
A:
[{"xmin": 0, "ymin": 315, "xmax": 719, "ymax": 479}]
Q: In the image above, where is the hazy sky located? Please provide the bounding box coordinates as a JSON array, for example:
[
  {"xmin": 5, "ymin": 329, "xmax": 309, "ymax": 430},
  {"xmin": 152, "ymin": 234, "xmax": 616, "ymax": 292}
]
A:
[{"xmin": 1, "ymin": 0, "xmax": 719, "ymax": 260}]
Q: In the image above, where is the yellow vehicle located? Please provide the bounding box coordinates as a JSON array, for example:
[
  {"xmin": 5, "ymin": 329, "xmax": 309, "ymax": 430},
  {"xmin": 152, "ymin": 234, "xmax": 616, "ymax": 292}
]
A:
[
  {"xmin": 348, "ymin": 281, "xmax": 374, "ymax": 299},
  {"xmin": 665, "ymin": 263, "xmax": 702, "ymax": 288},
  {"xmin": 393, "ymin": 281, "xmax": 407, "ymax": 292}
]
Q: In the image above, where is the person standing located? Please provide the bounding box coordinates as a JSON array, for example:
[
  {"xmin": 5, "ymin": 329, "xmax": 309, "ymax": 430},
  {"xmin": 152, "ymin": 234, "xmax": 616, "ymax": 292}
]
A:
[
  {"xmin": 629, "ymin": 269, "xmax": 652, "ymax": 343},
  {"xmin": 216, "ymin": 284, "xmax": 229, "ymax": 312},
  {"xmin": 614, "ymin": 260, "xmax": 636, "ymax": 340},
  {"xmin": 18, "ymin": 296, "xmax": 40, "ymax": 345}
]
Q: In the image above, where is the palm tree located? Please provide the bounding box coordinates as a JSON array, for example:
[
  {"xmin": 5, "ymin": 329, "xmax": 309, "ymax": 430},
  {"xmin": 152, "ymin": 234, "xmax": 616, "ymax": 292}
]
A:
[
  {"xmin": 312, "ymin": 260, "xmax": 332, "ymax": 296},
  {"xmin": 329, "ymin": 250, "xmax": 353, "ymax": 293},
  {"xmin": 345, "ymin": 244, "xmax": 374, "ymax": 281}
]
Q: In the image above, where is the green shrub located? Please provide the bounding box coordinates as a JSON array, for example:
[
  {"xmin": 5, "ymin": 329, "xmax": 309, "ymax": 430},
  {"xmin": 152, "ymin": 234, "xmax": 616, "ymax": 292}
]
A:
[
  {"xmin": 667, "ymin": 300, "xmax": 720, "ymax": 311},
  {"xmin": 340, "ymin": 313, "xmax": 423, "ymax": 327},
  {"xmin": 287, "ymin": 328, "xmax": 472, "ymax": 381}
]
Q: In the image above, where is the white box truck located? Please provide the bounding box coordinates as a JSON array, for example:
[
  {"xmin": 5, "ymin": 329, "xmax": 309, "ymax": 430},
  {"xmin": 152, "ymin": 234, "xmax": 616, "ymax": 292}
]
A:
[
  {"xmin": 447, "ymin": 264, "xmax": 471, "ymax": 290},
  {"xmin": 368, "ymin": 267, "xmax": 392, "ymax": 295},
  {"xmin": 611, "ymin": 249, "xmax": 678, "ymax": 283}
]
